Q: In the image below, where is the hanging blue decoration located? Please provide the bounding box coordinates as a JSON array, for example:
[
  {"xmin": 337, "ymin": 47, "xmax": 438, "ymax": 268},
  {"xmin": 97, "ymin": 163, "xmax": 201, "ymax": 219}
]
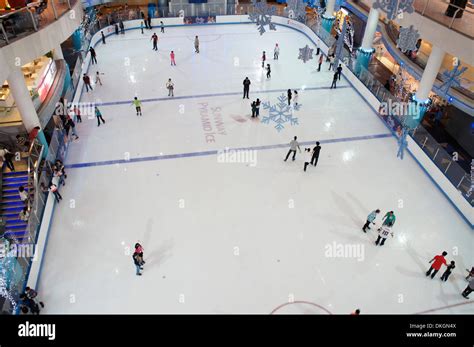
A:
[
  {"xmin": 396, "ymin": 25, "xmax": 420, "ymax": 53},
  {"xmin": 285, "ymin": 0, "xmax": 308, "ymax": 22},
  {"xmin": 438, "ymin": 63, "xmax": 468, "ymax": 98},
  {"xmin": 332, "ymin": 18, "xmax": 347, "ymax": 72},
  {"xmin": 249, "ymin": 0, "xmax": 277, "ymax": 35}
]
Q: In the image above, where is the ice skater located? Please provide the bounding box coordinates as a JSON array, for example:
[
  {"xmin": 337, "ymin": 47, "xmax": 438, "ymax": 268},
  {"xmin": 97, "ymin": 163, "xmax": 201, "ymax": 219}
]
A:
[
  {"xmin": 440, "ymin": 260, "xmax": 455, "ymax": 282},
  {"xmin": 147, "ymin": 16, "xmax": 151, "ymax": 29},
  {"xmin": 25, "ymin": 287, "xmax": 44, "ymax": 309},
  {"xmin": 328, "ymin": 55, "xmax": 335, "ymax": 70},
  {"xmin": 195, "ymin": 36, "xmax": 200, "ymax": 53},
  {"xmin": 48, "ymin": 183, "xmax": 62, "ymax": 203},
  {"xmin": 166, "ymin": 78, "xmax": 174, "ymax": 97},
  {"xmin": 317, "ymin": 54, "xmax": 323, "ymax": 72},
  {"xmin": 381, "ymin": 211, "xmax": 396, "ymax": 227},
  {"xmin": 255, "ymin": 98, "xmax": 261, "ymax": 117},
  {"xmin": 261, "ymin": 51, "xmax": 266, "ymax": 68},
  {"xmin": 132, "ymin": 97, "xmax": 142, "ymax": 116},
  {"xmin": 274, "ymin": 43, "xmax": 280, "ymax": 60},
  {"xmin": 311, "ymin": 141, "xmax": 321, "ymax": 167},
  {"xmin": 73, "ymin": 105, "xmax": 82, "ymax": 123},
  {"xmin": 287, "ymin": 89, "xmax": 292, "ymax": 106},
  {"xmin": 303, "ymin": 148, "xmax": 312, "ymax": 172},
  {"xmin": 95, "ymin": 106, "xmax": 105, "ymax": 126},
  {"xmin": 243, "ymin": 77, "xmax": 251, "ymax": 99},
  {"xmin": 135, "ymin": 242, "xmax": 145, "ymax": 265},
  {"xmin": 66, "ymin": 113, "xmax": 79, "ymax": 140},
  {"xmin": 95, "ymin": 71, "xmax": 104, "ymax": 86},
  {"xmin": 293, "ymin": 90, "xmax": 298, "ymax": 107},
  {"xmin": 462, "ymin": 277, "xmax": 474, "ymax": 299},
  {"xmin": 114, "ymin": 24, "xmax": 119, "ymax": 35},
  {"xmin": 83, "ymin": 73, "xmax": 93, "ymax": 92},
  {"xmin": 251, "ymin": 101, "xmax": 257, "ymax": 118},
  {"xmin": 284, "ymin": 136, "xmax": 301, "ymax": 162},
  {"xmin": 466, "ymin": 267, "xmax": 474, "ymax": 281},
  {"xmin": 362, "ymin": 209, "xmax": 380, "ymax": 232},
  {"xmin": 170, "ymin": 51, "xmax": 176, "ymax": 66},
  {"xmin": 266, "ymin": 64, "xmax": 271, "ymax": 78},
  {"xmin": 160, "ymin": 21, "xmax": 165, "ymax": 33},
  {"xmin": 375, "ymin": 225, "xmax": 393, "ymax": 246},
  {"xmin": 426, "ymin": 251, "xmax": 448, "ymax": 279},
  {"xmin": 330, "ymin": 72, "xmax": 338, "ymax": 89},
  {"xmin": 101, "ymin": 31, "xmax": 106, "ymax": 44},
  {"xmin": 151, "ymin": 33, "xmax": 158, "ymax": 51},
  {"xmin": 119, "ymin": 20, "xmax": 125, "ymax": 34},
  {"xmin": 140, "ymin": 21, "xmax": 144, "ymax": 34},
  {"xmin": 336, "ymin": 64, "xmax": 343, "ymax": 80},
  {"xmin": 133, "ymin": 252, "xmax": 143, "ymax": 276}
]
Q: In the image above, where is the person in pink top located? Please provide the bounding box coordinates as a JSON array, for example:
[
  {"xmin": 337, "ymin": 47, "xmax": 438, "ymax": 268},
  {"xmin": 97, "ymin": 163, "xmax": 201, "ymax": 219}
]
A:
[
  {"xmin": 170, "ymin": 51, "xmax": 176, "ymax": 66},
  {"xmin": 426, "ymin": 251, "xmax": 448, "ymax": 279},
  {"xmin": 135, "ymin": 242, "xmax": 145, "ymax": 265}
]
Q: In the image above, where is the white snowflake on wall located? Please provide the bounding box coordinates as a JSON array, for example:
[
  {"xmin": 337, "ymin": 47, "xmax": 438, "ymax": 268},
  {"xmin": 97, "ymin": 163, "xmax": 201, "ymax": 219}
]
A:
[{"xmin": 249, "ymin": 0, "xmax": 277, "ymax": 35}]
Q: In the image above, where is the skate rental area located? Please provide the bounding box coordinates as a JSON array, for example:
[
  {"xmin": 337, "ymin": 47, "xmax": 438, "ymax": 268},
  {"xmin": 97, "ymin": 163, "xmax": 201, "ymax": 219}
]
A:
[{"xmin": 0, "ymin": 0, "xmax": 473, "ymax": 344}]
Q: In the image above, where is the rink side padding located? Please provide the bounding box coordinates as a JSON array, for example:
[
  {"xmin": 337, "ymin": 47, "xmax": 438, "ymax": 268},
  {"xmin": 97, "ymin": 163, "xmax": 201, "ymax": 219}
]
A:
[{"xmin": 26, "ymin": 14, "xmax": 473, "ymax": 302}]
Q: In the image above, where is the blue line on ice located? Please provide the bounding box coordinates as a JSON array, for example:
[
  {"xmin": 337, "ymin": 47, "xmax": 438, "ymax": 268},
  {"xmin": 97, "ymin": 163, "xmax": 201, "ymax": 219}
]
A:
[
  {"xmin": 65, "ymin": 133, "xmax": 392, "ymax": 169},
  {"xmin": 93, "ymin": 85, "xmax": 352, "ymax": 107}
]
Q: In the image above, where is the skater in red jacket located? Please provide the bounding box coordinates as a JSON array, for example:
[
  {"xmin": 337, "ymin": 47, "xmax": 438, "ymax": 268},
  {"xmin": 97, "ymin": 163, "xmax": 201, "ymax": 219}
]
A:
[{"xmin": 426, "ymin": 251, "xmax": 448, "ymax": 279}]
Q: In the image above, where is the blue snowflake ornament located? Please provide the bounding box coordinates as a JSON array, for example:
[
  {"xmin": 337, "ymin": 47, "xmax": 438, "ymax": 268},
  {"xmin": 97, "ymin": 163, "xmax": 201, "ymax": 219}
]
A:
[
  {"xmin": 249, "ymin": 0, "xmax": 277, "ymax": 35},
  {"xmin": 396, "ymin": 25, "xmax": 420, "ymax": 53},
  {"xmin": 439, "ymin": 63, "xmax": 468, "ymax": 97},
  {"xmin": 298, "ymin": 45, "xmax": 314, "ymax": 63},
  {"xmin": 261, "ymin": 94, "xmax": 300, "ymax": 131},
  {"xmin": 373, "ymin": 0, "xmax": 414, "ymax": 20}
]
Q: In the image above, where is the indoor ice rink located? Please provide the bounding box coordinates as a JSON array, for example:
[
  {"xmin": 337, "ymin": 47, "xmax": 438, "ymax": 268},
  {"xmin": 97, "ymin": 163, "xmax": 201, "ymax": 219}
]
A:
[{"xmin": 34, "ymin": 24, "xmax": 473, "ymax": 314}]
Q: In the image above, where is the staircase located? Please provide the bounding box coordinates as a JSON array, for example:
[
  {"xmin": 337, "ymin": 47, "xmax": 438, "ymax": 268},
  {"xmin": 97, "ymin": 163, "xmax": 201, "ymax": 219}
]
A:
[{"xmin": 1, "ymin": 170, "xmax": 32, "ymax": 243}]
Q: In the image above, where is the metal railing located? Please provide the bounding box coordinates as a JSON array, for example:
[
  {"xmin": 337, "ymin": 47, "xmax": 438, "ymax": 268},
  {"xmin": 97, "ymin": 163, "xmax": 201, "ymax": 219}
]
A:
[{"xmin": 0, "ymin": 0, "xmax": 76, "ymax": 47}]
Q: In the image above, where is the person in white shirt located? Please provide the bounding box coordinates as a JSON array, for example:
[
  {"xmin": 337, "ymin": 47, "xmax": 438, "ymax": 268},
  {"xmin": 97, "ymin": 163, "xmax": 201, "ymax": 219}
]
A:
[
  {"xmin": 0, "ymin": 148, "xmax": 15, "ymax": 171},
  {"xmin": 284, "ymin": 136, "xmax": 301, "ymax": 162},
  {"xmin": 293, "ymin": 90, "xmax": 299, "ymax": 107},
  {"xmin": 375, "ymin": 225, "xmax": 393, "ymax": 246},
  {"xmin": 274, "ymin": 43, "xmax": 280, "ymax": 60},
  {"xmin": 166, "ymin": 78, "xmax": 174, "ymax": 97}
]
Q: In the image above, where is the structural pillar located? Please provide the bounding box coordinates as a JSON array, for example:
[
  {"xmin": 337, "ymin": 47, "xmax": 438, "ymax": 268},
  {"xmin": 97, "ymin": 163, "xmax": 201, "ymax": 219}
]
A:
[
  {"xmin": 321, "ymin": 0, "xmax": 336, "ymax": 32},
  {"xmin": 7, "ymin": 69, "xmax": 49, "ymax": 156},
  {"xmin": 406, "ymin": 45, "xmax": 445, "ymax": 129},
  {"xmin": 356, "ymin": 7, "xmax": 379, "ymax": 73},
  {"xmin": 52, "ymin": 44, "xmax": 64, "ymax": 60}
]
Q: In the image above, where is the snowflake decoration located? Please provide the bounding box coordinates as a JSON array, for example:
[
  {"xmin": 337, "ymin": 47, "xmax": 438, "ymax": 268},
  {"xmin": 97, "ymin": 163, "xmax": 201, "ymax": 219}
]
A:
[
  {"xmin": 298, "ymin": 45, "xmax": 314, "ymax": 63},
  {"xmin": 373, "ymin": 0, "xmax": 414, "ymax": 20},
  {"xmin": 248, "ymin": 0, "xmax": 277, "ymax": 35},
  {"xmin": 438, "ymin": 63, "xmax": 468, "ymax": 97},
  {"xmin": 261, "ymin": 94, "xmax": 300, "ymax": 131},
  {"xmin": 285, "ymin": 0, "xmax": 307, "ymax": 22},
  {"xmin": 397, "ymin": 25, "xmax": 420, "ymax": 53}
]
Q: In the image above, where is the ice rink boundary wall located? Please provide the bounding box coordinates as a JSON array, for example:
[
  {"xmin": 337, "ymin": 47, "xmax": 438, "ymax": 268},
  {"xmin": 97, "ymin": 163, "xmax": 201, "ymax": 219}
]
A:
[{"xmin": 23, "ymin": 14, "xmax": 473, "ymax": 309}]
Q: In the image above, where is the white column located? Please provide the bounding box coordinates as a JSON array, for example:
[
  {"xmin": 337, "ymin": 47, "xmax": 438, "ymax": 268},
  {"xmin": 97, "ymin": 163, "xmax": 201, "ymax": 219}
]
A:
[
  {"xmin": 416, "ymin": 46, "xmax": 445, "ymax": 101},
  {"xmin": 360, "ymin": 8, "xmax": 379, "ymax": 50},
  {"xmin": 7, "ymin": 68, "xmax": 41, "ymax": 132},
  {"xmin": 325, "ymin": 0, "xmax": 336, "ymax": 16},
  {"xmin": 52, "ymin": 44, "xmax": 64, "ymax": 60}
]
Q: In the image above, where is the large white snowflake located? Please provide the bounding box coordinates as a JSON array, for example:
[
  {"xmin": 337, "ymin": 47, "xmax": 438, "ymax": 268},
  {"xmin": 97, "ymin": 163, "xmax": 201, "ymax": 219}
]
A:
[
  {"xmin": 373, "ymin": 0, "xmax": 414, "ymax": 20},
  {"xmin": 396, "ymin": 25, "xmax": 420, "ymax": 53},
  {"xmin": 249, "ymin": 0, "xmax": 277, "ymax": 35},
  {"xmin": 285, "ymin": 0, "xmax": 307, "ymax": 22},
  {"xmin": 261, "ymin": 94, "xmax": 300, "ymax": 131},
  {"xmin": 298, "ymin": 45, "xmax": 314, "ymax": 63}
]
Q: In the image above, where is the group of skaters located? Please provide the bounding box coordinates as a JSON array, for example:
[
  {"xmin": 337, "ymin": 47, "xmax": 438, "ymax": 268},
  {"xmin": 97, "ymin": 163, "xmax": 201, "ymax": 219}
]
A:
[
  {"xmin": 39, "ymin": 159, "xmax": 67, "ymax": 203},
  {"xmin": 283, "ymin": 136, "xmax": 322, "ymax": 172},
  {"xmin": 361, "ymin": 208, "xmax": 474, "ymax": 299},
  {"xmin": 19, "ymin": 287, "xmax": 44, "ymax": 315}
]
